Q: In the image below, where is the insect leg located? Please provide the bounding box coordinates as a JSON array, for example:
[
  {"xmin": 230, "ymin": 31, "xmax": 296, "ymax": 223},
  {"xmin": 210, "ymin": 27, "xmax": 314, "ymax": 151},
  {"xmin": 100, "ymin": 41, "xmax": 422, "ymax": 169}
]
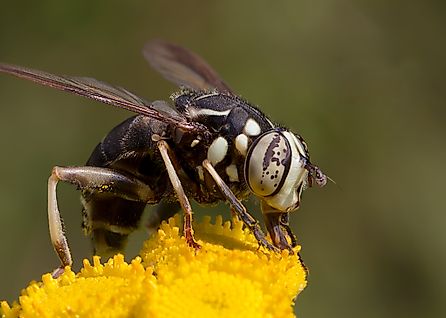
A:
[
  {"xmin": 261, "ymin": 202, "xmax": 295, "ymax": 253},
  {"xmin": 48, "ymin": 165, "xmax": 157, "ymax": 277},
  {"xmin": 262, "ymin": 212, "xmax": 293, "ymax": 251},
  {"xmin": 157, "ymin": 140, "xmax": 200, "ymax": 249},
  {"xmin": 48, "ymin": 169, "xmax": 72, "ymax": 277},
  {"xmin": 277, "ymin": 211, "xmax": 307, "ymax": 273},
  {"xmin": 201, "ymin": 159, "xmax": 279, "ymax": 252},
  {"xmin": 279, "ymin": 213, "xmax": 298, "ymax": 248}
]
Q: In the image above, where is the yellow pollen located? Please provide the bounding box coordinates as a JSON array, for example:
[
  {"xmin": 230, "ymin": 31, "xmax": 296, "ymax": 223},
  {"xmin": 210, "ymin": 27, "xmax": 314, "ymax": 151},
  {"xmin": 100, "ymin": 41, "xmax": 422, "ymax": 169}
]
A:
[{"xmin": 1, "ymin": 215, "xmax": 307, "ymax": 318}]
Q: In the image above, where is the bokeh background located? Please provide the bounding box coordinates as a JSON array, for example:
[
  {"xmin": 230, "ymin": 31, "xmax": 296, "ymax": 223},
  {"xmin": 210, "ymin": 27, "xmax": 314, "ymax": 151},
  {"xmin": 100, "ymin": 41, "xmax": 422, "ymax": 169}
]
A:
[{"xmin": 0, "ymin": 1, "xmax": 444, "ymax": 317}]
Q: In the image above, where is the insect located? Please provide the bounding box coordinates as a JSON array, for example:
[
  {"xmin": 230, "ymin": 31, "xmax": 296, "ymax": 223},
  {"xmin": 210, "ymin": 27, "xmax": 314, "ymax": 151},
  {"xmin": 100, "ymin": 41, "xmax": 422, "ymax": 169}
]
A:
[{"xmin": 0, "ymin": 40, "xmax": 327, "ymax": 276}]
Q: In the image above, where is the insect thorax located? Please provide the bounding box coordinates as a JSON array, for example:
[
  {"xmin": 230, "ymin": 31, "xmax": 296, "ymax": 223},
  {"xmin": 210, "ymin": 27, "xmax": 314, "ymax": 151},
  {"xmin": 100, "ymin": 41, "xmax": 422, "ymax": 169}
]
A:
[{"xmin": 171, "ymin": 89, "xmax": 276, "ymax": 199}]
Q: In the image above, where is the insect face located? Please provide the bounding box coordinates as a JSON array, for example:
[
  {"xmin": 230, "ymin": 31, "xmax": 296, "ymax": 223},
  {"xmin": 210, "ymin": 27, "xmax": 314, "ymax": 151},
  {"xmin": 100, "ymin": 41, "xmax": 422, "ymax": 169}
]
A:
[{"xmin": 245, "ymin": 129, "xmax": 316, "ymax": 212}]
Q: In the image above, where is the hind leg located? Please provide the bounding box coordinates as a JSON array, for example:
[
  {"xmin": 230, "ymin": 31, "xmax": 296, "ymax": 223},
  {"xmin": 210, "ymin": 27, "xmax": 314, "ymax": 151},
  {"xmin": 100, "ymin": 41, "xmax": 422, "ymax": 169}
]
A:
[{"xmin": 48, "ymin": 165, "xmax": 158, "ymax": 277}]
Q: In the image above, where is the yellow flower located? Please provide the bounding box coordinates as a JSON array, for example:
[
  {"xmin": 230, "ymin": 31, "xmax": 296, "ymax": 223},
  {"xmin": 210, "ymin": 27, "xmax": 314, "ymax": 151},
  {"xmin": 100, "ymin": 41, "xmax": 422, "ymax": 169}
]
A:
[{"xmin": 1, "ymin": 215, "xmax": 307, "ymax": 318}]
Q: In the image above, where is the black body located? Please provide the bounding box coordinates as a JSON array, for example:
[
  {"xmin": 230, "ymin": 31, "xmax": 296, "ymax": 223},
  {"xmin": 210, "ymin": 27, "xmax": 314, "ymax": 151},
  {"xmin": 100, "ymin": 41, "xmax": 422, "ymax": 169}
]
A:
[{"xmin": 83, "ymin": 90, "xmax": 274, "ymax": 253}]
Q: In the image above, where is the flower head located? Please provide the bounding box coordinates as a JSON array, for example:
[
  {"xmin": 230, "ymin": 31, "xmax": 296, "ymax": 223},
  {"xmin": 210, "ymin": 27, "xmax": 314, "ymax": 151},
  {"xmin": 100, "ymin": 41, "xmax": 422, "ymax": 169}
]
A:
[{"xmin": 1, "ymin": 215, "xmax": 307, "ymax": 318}]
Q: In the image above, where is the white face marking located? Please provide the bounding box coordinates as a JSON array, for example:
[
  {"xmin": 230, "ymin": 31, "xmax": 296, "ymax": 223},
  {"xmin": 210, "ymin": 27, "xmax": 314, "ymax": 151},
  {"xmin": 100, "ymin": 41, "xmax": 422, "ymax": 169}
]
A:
[
  {"xmin": 190, "ymin": 139, "xmax": 200, "ymax": 148},
  {"xmin": 245, "ymin": 131, "xmax": 290, "ymax": 197},
  {"xmin": 188, "ymin": 107, "xmax": 231, "ymax": 119},
  {"xmin": 235, "ymin": 134, "xmax": 249, "ymax": 156},
  {"xmin": 264, "ymin": 131, "xmax": 307, "ymax": 211},
  {"xmin": 207, "ymin": 136, "xmax": 228, "ymax": 165},
  {"xmin": 243, "ymin": 118, "xmax": 261, "ymax": 136},
  {"xmin": 196, "ymin": 166, "xmax": 205, "ymax": 181},
  {"xmin": 225, "ymin": 164, "xmax": 239, "ymax": 182}
]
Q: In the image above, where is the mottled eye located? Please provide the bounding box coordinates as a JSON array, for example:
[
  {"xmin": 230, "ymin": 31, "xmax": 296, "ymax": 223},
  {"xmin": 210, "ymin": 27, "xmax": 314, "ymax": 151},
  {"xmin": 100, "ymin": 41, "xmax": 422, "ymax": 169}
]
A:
[{"xmin": 244, "ymin": 130, "xmax": 291, "ymax": 197}]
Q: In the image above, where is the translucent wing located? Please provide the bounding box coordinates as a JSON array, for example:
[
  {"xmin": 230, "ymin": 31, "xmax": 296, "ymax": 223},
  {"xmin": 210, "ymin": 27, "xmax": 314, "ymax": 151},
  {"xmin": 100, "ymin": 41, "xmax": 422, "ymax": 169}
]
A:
[
  {"xmin": 0, "ymin": 63, "xmax": 197, "ymax": 130},
  {"xmin": 143, "ymin": 39, "xmax": 233, "ymax": 94}
]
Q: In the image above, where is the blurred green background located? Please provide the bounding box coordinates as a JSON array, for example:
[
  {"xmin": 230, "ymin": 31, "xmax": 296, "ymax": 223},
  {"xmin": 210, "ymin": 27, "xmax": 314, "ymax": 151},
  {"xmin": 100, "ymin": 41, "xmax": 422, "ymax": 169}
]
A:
[{"xmin": 0, "ymin": 1, "xmax": 445, "ymax": 317}]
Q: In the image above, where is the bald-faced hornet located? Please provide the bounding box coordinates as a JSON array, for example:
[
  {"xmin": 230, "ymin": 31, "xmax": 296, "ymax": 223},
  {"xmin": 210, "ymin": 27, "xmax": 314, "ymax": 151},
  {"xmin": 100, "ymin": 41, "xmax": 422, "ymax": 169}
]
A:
[{"xmin": 0, "ymin": 40, "xmax": 327, "ymax": 275}]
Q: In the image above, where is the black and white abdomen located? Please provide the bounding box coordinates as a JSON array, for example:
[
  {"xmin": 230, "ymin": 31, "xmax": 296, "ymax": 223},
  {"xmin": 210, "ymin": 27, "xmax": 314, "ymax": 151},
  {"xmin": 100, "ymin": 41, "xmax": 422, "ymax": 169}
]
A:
[{"xmin": 82, "ymin": 115, "xmax": 167, "ymax": 256}]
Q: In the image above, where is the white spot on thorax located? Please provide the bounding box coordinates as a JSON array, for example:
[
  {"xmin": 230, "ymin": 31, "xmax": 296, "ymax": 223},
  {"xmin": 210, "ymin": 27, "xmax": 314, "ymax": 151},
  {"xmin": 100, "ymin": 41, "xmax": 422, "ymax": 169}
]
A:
[
  {"xmin": 188, "ymin": 107, "xmax": 231, "ymax": 119},
  {"xmin": 190, "ymin": 139, "xmax": 200, "ymax": 147},
  {"xmin": 243, "ymin": 118, "xmax": 261, "ymax": 136},
  {"xmin": 194, "ymin": 92, "xmax": 220, "ymax": 100},
  {"xmin": 225, "ymin": 164, "xmax": 239, "ymax": 182},
  {"xmin": 207, "ymin": 136, "xmax": 228, "ymax": 165},
  {"xmin": 235, "ymin": 134, "xmax": 249, "ymax": 156}
]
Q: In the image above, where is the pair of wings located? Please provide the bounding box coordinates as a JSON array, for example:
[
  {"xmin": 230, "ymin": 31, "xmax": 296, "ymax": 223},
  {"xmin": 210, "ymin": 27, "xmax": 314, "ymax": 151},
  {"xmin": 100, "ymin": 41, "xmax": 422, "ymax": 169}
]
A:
[{"xmin": 0, "ymin": 40, "xmax": 234, "ymax": 130}]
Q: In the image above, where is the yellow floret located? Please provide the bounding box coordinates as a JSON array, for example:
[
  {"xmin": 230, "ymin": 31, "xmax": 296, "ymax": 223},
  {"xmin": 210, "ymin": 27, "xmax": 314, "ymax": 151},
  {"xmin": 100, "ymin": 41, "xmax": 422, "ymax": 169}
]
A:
[{"xmin": 1, "ymin": 215, "xmax": 307, "ymax": 318}]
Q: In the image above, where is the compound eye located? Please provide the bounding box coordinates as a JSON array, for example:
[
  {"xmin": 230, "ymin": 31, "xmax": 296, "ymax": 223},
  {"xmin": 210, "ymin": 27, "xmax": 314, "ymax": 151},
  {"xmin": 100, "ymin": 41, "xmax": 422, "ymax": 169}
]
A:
[{"xmin": 244, "ymin": 130, "xmax": 292, "ymax": 197}]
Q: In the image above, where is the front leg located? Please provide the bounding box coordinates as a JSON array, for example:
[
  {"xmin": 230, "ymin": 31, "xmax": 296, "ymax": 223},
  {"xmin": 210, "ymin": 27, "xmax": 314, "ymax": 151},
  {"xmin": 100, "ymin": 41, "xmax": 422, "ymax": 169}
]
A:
[
  {"xmin": 201, "ymin": 159, "xmax": 279, "ymax": 252},
  {"xmin": 279, "ymin": 212, "xmax": 298, "ymax": 248},
  {"xmin": 157, "ymin": 140, "xmax": 200, "ymax": 249},
  {"xmin": 261, "ymin": 202, "xmax": 295, "ymax": 253}
]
